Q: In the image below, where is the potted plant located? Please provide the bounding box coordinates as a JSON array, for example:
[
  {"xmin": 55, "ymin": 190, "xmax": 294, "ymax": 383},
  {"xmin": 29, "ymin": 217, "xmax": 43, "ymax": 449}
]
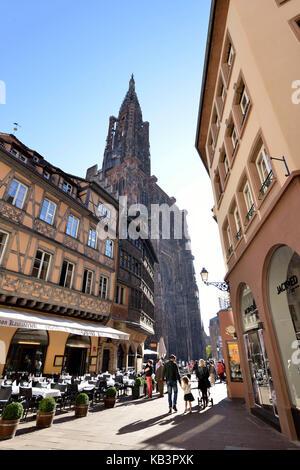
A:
[
  {"xmin": 75, "ymin": 393, "xmax": 89, "ymax": 417},
  {"xmin": 36, "ymin": 397, "xmax": 56, "ymax": 428},
  {"xmin": 132, "ymin": 377, "xmax": 145, "ymax": 399},
  {"xmin": 0, "ymin": 402, "xmax": 23, "ymax": 441},
  {"xmin": 104, "ymin": 387, "xmax": 117, "ymax": 408}
]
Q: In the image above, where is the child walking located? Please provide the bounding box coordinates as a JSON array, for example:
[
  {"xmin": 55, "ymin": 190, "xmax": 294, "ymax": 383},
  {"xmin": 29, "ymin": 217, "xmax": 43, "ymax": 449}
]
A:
[{"xmin": 181, "ymin": 376, "xmax": 194, "ymax": 413}]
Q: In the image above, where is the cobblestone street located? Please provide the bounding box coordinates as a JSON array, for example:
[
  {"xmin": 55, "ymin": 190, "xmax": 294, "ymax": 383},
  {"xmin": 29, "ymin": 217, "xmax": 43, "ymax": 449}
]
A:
[{"xmin": 1, "ymin": 382, "xmax": 299, "ymax": 451}]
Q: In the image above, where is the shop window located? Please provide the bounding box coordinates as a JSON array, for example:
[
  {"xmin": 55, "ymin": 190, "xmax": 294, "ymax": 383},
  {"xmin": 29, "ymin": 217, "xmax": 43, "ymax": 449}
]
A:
[
  {"xmin": 59, "ymin": 260, "xmax": 74, "ymax": 288},
  {"xmin": 267, "ymin": 245, "xmax": 300, "ymax": 408},
  {"xmin": 88, "ymin": 228, "xmax": 97, "ymax": 249},
  {"xmin": 240, "ymin": 284, "xmax": 278, "ymax": 416},
  {"xmin": 82, "ymin": 269, "xmax": 93, "ymax": 294},
  {"xmin": 0, "ymin": 230, "xmax": 9, "ymax": 264},
  {"xmin": 99, "ymin": 275, "xmax": 108, "ymax": 299},
  {"xmin": 66, "ymin": 215, "xmax": 79, "ymax": 238},
  {"xmin": 40, "ymin": 199, "xmax": 56, "ymax": 225},
  {"xmin": 4, "ymin": 329, "xmax": 48, "ymax": 376},
  {"xmin": 7, "ymin": 179, "xmax": 28, "ymax": 209},
  {"xmin": 32, "ymin": 249, "xmax": 51, "ymax": 281},
  {"xmin": 226, "ymin": 342, "xmax": 243, "ymax": 382}
]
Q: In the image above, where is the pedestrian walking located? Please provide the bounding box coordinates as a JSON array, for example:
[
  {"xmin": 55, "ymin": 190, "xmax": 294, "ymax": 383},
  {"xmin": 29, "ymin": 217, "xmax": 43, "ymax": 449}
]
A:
[
  {"xmin": 197, "ymin": 359, "xmax": 210, "ymax": 409},
  {"xmin": 144, "ymin": 359, "xmax": 153, "ymax": 398},
  {"xmin": 155, "ymin": 359, "xmax": 164, "ymax": 397},
  {"xmin": 217, "ymin": 361, "xmax": 226, "ymax": 383},
  {"xmin": 208, "ymin": 360, "xmax": 216, "ymax": 387},
  {"xmin": 163, "ymin": 354, "xmax": 182, "ymax": 413},
  {"xmin": 181, "ymin": 376, "xmax": 195, "ymax": 414}
]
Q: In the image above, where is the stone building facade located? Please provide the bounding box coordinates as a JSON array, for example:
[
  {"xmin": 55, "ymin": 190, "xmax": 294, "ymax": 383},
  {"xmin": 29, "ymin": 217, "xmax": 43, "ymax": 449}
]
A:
[{"xmin": 86, "ymin": 76, "xmax": 206, "ymax": 361}]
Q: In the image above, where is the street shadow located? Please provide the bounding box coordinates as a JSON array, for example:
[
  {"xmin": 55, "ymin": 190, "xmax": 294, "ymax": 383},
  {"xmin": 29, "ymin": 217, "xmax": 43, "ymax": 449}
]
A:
[{"xmin": 117, "ymin": 413, "xmax": 171, "ymax": 434}]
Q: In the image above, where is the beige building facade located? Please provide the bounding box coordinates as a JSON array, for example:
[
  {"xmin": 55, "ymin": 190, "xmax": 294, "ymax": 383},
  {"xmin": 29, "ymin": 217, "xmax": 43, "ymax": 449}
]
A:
[{"xmin": 196, "ymin": 0, "xmax": 300, "ymax": 440}]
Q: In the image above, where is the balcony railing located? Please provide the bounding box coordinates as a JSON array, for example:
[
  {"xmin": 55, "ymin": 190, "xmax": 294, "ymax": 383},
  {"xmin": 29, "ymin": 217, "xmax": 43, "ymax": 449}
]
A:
[
  {"xmin": 0, "ymin": 268, "xmax": 111, "ymax": 321},
  {"xmin": 235, "ymin": 228, "xmax": 242, "ymax": 241},
  {"xmin": 228, "ymin": 245, "xmax": 233, "ymax": 256},
  {"xmin": 245, "ymin": 204, "xmax": 255, "ymax": 223},
  {"xmin": 258, "ymin": 170, "xmax": 274, "ymax": 199}
]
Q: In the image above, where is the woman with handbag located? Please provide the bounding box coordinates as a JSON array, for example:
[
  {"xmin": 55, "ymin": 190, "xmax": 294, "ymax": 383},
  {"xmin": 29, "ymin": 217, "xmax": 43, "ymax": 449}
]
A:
[{"xmin": 197, "ymin": 359, "xmax": 210, "ymax": 409}]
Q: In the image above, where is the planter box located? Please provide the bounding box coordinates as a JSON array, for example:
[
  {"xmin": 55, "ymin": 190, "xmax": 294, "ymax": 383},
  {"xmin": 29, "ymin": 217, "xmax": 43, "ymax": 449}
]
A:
[
  {"xmin": 104, "ymin": 398, "xmax": 116, "ymax": 409},
  {"xmin": 132, "ymin": 385, "xmax": 145, "ymax": 399},
  {"xmin": 75, "ymin": 404, "xmax": 89, "ymax": 418},
  {"xmin": 0, "ymin": 418, "xmax": 20, "ymax": 440},
  {"xmin": 36, "ymin": 410, "xmax": 55, "ymax": 428}
]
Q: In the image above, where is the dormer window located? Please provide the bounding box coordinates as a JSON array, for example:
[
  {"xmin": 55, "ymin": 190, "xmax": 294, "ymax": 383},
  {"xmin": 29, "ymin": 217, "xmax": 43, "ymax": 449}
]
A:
[
  {"xmin": 98, "ymin": 202, "xmax": 111, "ymax": 219},
  {"xmin": 33, "ymin": 156, "xmax": 39, "ymax": 163},
  {"xmin": 62, "ymin": 181, "xmax": 73, "ymax": 195},
  {"xmin": 43, "ymin": 170, "xmax": 50, "ymax": 180},
  {"xmin": 18, "ymin": 154, "xmax": 27, "ymax": 163}
]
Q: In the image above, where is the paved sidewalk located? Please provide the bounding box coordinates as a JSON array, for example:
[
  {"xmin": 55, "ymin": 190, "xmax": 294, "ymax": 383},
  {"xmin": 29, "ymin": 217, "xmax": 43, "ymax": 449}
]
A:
[{"xmin": 0, "ymin": 383, "xmax": 299, "ymax": 450}]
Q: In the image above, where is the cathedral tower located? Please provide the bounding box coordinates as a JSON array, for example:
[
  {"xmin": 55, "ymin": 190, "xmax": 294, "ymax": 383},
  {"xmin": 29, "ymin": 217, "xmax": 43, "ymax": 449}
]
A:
[{"xmin": 87, "ymin": 76, "xmax": 207, "ymax": 361}]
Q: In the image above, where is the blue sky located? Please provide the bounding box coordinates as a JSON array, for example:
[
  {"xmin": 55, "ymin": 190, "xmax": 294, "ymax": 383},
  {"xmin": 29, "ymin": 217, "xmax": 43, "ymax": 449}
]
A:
[{"xmin": 0, "ymin": 0, "xmax": 226, "ymax": 334}]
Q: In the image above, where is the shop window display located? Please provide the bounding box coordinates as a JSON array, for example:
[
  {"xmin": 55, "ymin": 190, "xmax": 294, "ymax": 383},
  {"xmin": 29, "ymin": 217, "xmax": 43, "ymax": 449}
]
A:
[{"xmin": 267, "ymin": 245, "xmax": 300, "ymax": 408}]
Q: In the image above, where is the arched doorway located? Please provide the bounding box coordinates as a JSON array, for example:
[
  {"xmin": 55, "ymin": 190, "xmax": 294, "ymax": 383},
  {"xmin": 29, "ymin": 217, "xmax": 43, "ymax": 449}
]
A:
[
  {"xmin": 240, "ymin": 284, "xmax": 278, "ymax": 417},
  {"xmin": 4, "ymin": 329, "xmax": 48, "ymax": 376},
  {"xmin": 117, "ymin": 344, "xmax": 124, "ymax": 370},
  {"xmin": 267, "ymin": 245, "xmax": 300, "ymax": 410},
  {"xmin": 64, "ymin": 334, "xmax": 91, "ymax": 376}
]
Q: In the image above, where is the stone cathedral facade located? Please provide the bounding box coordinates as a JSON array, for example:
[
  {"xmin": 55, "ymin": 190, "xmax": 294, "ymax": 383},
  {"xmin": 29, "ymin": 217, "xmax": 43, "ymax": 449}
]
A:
[{"xmin": 86, "ymin": 76, "xmax": 206, "ymax": 361}]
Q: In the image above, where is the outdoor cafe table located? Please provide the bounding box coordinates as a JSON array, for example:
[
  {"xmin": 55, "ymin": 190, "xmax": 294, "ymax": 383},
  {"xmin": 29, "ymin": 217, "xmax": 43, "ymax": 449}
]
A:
[{"xmin": 12, "ymin": 385, "xmax": 61, "ymax": 399}]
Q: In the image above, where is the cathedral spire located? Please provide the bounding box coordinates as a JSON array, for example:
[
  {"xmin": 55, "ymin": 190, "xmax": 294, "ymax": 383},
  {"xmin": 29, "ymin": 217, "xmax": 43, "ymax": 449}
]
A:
[
  {"xmin": 102, "ymin": 76, "xmax": 151, "ymax": 176},
  {"xmin": 129, "ymin": 73, "xmax": 135, "ymax": 90}
]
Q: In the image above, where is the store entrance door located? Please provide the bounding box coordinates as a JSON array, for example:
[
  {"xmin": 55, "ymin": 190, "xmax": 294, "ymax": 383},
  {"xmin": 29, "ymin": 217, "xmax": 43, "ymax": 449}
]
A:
[
  {"xmin": 244, "ymin": 330, "xmax": 278, "ymax": 417},
  {"xmin": 65, "ymin": 347, "xmax": 87, "ymax": 376},
  {"xmin": 102, "ymin": 349, "xmax": 110, "ymax": 372}
]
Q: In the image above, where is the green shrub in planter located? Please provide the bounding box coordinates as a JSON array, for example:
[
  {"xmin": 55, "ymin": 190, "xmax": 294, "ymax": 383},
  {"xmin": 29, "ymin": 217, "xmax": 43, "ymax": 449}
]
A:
[
  {"xmin": 134, "ymin": 377, "xmax": 144, "ymax": 387},
  {"xmin": 75, "ymin": 393, "xmax": 89, "ymax": 405},
  {"xmin": 38, "ymin": 397, "xmax": 56, "ymax": 413},
  {"xmin": 105, "ymin": 387, "xmax": 117, "ymax": 398},
  {"xmin": 2, "ymin": 402, "xmax": 23, "ymax": 421}
]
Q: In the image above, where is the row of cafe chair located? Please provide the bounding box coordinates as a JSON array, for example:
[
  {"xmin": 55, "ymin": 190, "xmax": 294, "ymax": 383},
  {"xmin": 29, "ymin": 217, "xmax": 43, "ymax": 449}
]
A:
[{"xmin": 0, "ymin": 370, "xmax": 142, "ymax": 418}]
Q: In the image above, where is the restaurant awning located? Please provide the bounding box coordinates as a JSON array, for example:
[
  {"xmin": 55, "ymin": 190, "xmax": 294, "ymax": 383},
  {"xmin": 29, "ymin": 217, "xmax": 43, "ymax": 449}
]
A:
[
  {"xmin": 143, "ymin": 349, "xmax": 158, "ymax": 355},
  {"xmin": 0, "ymin": 308, "xmax": 130, "ymax": 340}
]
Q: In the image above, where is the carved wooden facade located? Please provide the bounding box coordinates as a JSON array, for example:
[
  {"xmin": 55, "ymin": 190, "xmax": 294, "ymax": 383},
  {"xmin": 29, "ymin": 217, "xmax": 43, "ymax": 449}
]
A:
[{"xmin": 0, "ymin": 135, "xmax": 118, "ymax": 322}]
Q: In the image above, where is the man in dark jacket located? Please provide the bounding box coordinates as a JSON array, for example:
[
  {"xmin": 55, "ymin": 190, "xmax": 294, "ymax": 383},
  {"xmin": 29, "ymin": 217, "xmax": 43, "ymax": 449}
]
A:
[{"xmin": 163, "ymin": 354, "xmax": 181, "ymax": 413}]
